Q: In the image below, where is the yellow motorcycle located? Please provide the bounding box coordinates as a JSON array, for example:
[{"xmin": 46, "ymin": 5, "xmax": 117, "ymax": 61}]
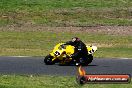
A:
[{"xmin": 44, "ymin": 43, "xmax": 97, "ymax": 65}]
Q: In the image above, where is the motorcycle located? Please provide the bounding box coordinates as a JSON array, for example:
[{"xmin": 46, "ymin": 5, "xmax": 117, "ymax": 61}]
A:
[{"xmin": 44, "ymin": 43, "xmax": 97, "ymax": 66}]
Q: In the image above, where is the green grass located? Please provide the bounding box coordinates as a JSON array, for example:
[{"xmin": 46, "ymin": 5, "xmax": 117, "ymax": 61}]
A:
[
  {"xmin": 0, "ymin": 75, "xmax": 131, "ymax": 88},
  {"xmin": 0, "ymin": 31, "xmax": 131, "ymax": 58},
  {"xmin": 95, "ymin": 47, "xmax": 132, "ymax": 58},
  {"xmin": 0, "ymin": 0, "xmax": 132, "ymax": 26},
  {"xmin": 1, "ymin": 0, "xmax": 131, "ymax": 10}
]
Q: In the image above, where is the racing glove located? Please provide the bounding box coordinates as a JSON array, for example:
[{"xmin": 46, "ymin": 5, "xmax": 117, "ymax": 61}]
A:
[{"xmin": 65, "ymin": 54, "xmax": 73, "ymax": 58}]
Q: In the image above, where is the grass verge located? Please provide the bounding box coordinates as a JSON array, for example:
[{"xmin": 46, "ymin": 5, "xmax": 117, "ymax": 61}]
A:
[
  {"xmin": 0, "ymin": 31, "xmax": 131, "ymax": 58},
  {"xmin": 0, "ymin": 75, "xmax": 131, "ymax": 88},
  {"xmin": 1, "ymin": 0, "xmax": 132, "ymax": 26}
]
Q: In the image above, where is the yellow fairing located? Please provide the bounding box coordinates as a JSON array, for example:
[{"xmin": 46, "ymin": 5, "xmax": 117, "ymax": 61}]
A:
[
  {"xmin": 49, "ymin": 43, "xmax": 74, "ymax": 62},
  {"xmin": 87, "ymin": 46, "xmax": 92, "ymax": 53}
]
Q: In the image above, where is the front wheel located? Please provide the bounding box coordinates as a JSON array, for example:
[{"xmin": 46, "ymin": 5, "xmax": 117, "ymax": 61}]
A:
[
  {"xmin": 87, "ymin": 54, "xmax": 93, "ymax": 64},
  {"xmin": 81, "ymin": 55, "xmax": 93, "ymax": 66},
  {"xmin": 44, "ymin": 55, "xmax": 55, "ymax": 65}
]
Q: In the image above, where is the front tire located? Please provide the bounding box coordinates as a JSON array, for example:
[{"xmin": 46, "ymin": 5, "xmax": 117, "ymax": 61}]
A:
[
  {"xmin": 87, "ymin": 54, "xmax": 93, "ymax": 64},
  {"xmin": 81, "ymin": 54, "xmax": 93, "ymax": 66},
  {"xmin": 44, "ymin": 55, "xmax": 55, "ymax": 65}
]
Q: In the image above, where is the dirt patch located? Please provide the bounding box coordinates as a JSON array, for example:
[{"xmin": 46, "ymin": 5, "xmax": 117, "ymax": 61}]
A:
[{"xmin": 0, "ymin": 24, "xmax": 132, "ymax": 35}]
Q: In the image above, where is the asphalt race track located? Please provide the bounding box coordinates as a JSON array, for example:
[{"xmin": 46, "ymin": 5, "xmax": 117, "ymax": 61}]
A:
[{"xmin": 0, "ymin": 56, "xmax": 132, "ymax": 76}]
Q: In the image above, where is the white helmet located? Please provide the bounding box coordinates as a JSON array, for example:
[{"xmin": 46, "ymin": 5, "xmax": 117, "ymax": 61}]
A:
[{"xmin": 91, "ymin": 46, "xmax": 97, "ymax": 53}]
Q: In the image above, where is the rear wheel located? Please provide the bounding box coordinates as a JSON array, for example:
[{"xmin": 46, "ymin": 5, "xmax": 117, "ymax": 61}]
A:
[{"xmin": 44, "ymin": 55, "xmax": 55, "ymax": 65}]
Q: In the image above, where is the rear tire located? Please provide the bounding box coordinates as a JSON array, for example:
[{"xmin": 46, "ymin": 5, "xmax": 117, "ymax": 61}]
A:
[{"xmin": 44, "ymin": 55, "xmax": 55, "ymax": 65}]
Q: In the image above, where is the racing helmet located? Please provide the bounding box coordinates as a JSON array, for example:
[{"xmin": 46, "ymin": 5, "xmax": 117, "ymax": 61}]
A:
[
  {"xmin": 91, "ymin": 46, "xmax": 97, "ymax": 53},
  {"xmin": 72, "ymin": 37, "xmax": 80, "ymax": 42}
]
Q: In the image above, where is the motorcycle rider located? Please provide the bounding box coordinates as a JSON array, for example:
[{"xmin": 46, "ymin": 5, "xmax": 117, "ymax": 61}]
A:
[{"xmin": 63, "ymin": 37, "xmax": 88, "ymax": 65}]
